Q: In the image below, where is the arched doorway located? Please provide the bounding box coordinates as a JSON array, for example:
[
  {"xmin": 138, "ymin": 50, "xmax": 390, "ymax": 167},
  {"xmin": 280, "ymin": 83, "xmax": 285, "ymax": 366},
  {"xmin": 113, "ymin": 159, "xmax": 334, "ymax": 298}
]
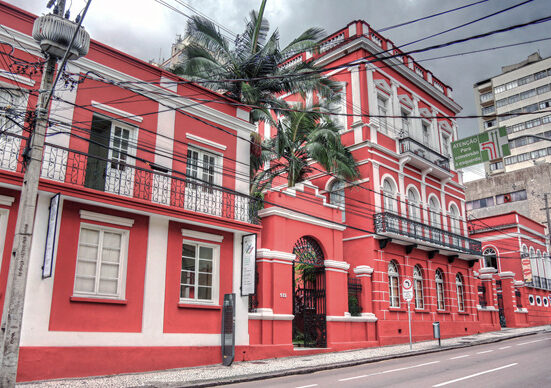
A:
[{"xmin": 292, "ymin": 236, "xmax": 326, "ymax": 348}]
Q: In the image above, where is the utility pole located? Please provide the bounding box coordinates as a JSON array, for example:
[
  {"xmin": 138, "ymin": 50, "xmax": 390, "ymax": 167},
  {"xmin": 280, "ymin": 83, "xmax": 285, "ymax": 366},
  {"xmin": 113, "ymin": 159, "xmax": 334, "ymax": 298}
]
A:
[{"xmin": 0, "ymin": 1, "xmax": 89, "ymax": 385}]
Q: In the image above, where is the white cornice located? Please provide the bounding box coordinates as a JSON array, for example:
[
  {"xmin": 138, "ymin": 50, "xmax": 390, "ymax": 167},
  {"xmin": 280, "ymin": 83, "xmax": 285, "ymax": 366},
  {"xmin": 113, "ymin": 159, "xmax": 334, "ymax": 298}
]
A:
[
  {"xmin": 248, "ymin": 308, "xmax": 294, "ymax": 321},
  {"xmin": 498, "ymin": 271, "xmax": 515, "ymax": 279},
  {"xmin": 256, "ymin": 248, "xmax": 295, "ymax": 262},
  {"xmin": 186, "ymin": 133, "xmax": 227, "ymax": 151},
  {"xmin": 0, "ymin": 195, "xmax": 15, "ymax": 207},
  {"xmin": 326, "ymin": 312, "xmax": 378, "ymax": 322},
  {"xmin": 181, "ymin": 229, "xmax": 224, "ymax": 242},
  {"xmin": 0, "ymin": 70, "xmax": 35, "ymax": 86},
  {"xmin": 324, "ymin": 260, "xmax": 350, "ymax": 270},
  {"xmin": 258, "ymin": 207, "xmax": 346, "ymax": 231},
  {"xmin": 314, "ymin": 36, "xmax": 462, "ymax": 113},
  {"xmin": 354, "ymin": 265, "xmax": 374, "ymax": 275},
  {"xmin": 91, "ymin": 101, "xmax": 143, "ymax": 123},
  {"xmin": 479, "ymin": 267, "xmax": 498, "ymax": 274},
  {"xmin": 79, "ymin": 210, "xmax": 134, "ymax": 227}
]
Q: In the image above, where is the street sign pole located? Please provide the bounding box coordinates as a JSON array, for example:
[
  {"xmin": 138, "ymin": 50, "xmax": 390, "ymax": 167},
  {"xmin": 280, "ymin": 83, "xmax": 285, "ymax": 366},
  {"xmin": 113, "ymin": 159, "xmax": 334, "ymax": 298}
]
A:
[
  {"xmin": 407, "ymin": 301, "xmax": 412, "ymax": 350},
  {"xmin": 402, "ymin": 278, "xmax": 413, "ymax": 350}
]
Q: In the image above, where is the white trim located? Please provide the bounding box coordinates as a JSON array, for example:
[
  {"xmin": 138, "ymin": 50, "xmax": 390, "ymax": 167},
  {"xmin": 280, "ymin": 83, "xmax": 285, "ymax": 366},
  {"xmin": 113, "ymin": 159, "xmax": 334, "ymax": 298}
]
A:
[
  {"xmin": 477, "ymin": 306, "xmax": 498, "ymax": 311},
  {"xmin": 180, "ymin": 239, "xmax": 220, "ymax": 306},
  {"xmin": 343, "ymin": 234, "xmax": 375, "ymax": 241},
  {"xmin": 186, "ymin": 133, "xmax": 227, "ymax": 151},
  {"xmin": 258, "ymin": 207, "xmax": 346, "ymax": 231},
  {"xmin": 0, "ymin": 195, "xmax": 15, "ymax": 207},
  {"xmin": 326, "ymin": 312, "xmax": 378, "ymax": 322},
  {"xmin": 79, "ymin": 210, "xmax": 134, "ymax": 227},
  {"xmin": 248, "ymin": 308, "xmax": 294, "ymax": 321},
  {"xmin": 0, "ymin": 208, "xmax": 9, "ymax": 275},
  {"xmin": 498, "ymin": 271, "xmax": 515, "ymax": 279},
  {"xmin": 0, "ymin": 70, "xmax": 35, "ymax": 86},
  {"xmin": 354, "ymin": 265, "xmax": 374, "ymax": 275},
  {"xmin": 479, "ymin": 267, "xmax": 498, "ymax": 274},
  {"xmin": 514, "ymin": 308, "xmax": 529, "ymax": 313},
  {"xmin": 324, "ymin": 260, "xmax": 350, "ymax": 271},
  {"xmin": 91, "ymin": 101, "xmax": 143, "ymax": 123},
  {"xmin": 236, "ymin": 108, "xmax": 249, "ymax": 122},
  {"xmin": 181, "ymin": 228, "xmax": 224, "ymax": 243},
  {"xmin": 256, "ymin": 248, "xmax": 295, "ymax": 262}
]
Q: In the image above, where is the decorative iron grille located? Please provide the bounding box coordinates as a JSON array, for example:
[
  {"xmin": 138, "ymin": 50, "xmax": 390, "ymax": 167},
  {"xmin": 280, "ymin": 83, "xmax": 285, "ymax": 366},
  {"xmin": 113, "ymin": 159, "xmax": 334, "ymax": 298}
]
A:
[
  {"xmin": 399, "ymin": 137, "xmax": 450, "ymax": 171},
  {"xmin": 478, "ymin": 284, "xmax": 487, "ymax": 308},
  {"xmin": 515, "ymin": 289, "xmax": 522, "ymax": 309},
  {"xmin": 373, "ymin": 212, "xmax": 482, "ymax": 255},
  {"xmin": 36, "ymin": 143, "xmax": 259, "ymax": 224},
  {"xmin": 348, "ymin": 277, "xmax": 362, "ymax": 316},
  {"xmin": 293, "ymin": 236, "xmax": 325, "ymax": 267}
]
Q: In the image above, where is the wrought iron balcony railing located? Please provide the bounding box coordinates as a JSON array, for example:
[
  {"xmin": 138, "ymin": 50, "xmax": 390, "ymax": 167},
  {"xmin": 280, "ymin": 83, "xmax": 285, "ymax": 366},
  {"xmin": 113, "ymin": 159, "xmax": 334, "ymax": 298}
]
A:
[
  {"xmin": 373, "ymin": 212, "xmax": 482, "ymax": 256},
  {"xmin": 399, "ymin": 137, "xmax": 450, "ymax": 171},
  {"xmin": 25, "ymin": 143, "xmax": 259, "ymax": 224}
]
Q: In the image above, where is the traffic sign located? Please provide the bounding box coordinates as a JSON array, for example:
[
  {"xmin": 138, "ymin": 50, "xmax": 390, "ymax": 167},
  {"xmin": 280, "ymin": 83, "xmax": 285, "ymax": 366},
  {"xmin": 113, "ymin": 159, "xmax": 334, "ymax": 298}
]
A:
[
  {"xmin": 403, "ymin": 289, "xmax": 413, "ymax": 301},
  {"xmin": 403, "ymin": 278, "xmax": 412, "ymax": 290},
  {"xmin": 451, "ymin": 127, "xmax": 510, "ymax": 169}
]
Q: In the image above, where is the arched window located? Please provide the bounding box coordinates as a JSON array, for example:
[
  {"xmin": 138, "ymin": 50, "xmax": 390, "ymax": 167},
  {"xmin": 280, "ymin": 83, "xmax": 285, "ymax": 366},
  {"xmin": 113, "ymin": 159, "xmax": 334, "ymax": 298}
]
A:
[
  {"xmin": 482, "ymin": 247, "xmax": 498, "ymax": 269},
  {"xmin": 536, "ymin": 250, "xmax": 543, "ymax": 281},
  {"xmin": 388, "ymin": 261, "xmax": 400, "ymax": 308},
  {"xmin": 435, "ymin": 269, "xmax": 445, "ymax": 310},
  {"xmin": 329, "ymin": 180, "xmax": 345, "ymax": 222},
  {"xmin": 407, "ymin": 188, "xmax": 420, "ymax": 221},
  {"xmin": 429, "ymin": 196, "xmax": 441, "ymax": 242},
  {"xmin": 529, "ymin": 247, "xmax": 537, "ymax": 280},
  {"xmin": 449, "ymin": 204, "xmax": 461, "ymax": 247},
  {"xmin": 413, "ymin": 265, "xmax": 424, "ymax": 309},
  {"xmin": 382, "ymin": 179, "xmax": 396, "ymax": 214},
  {"xmin": 456, "ymin": 273, "xmax": 465, "ymax": 312}
]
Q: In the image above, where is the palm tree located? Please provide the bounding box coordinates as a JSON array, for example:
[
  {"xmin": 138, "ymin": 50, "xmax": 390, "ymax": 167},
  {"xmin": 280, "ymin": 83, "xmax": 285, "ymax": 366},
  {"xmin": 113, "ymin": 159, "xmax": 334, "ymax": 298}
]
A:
[
  {"xmin": 251, "ymin": 103, "xmax": 359, "ymax": 193},
  {"xmin": 172, "ymin": 5, "xmax": 339, "ymax": 123}
]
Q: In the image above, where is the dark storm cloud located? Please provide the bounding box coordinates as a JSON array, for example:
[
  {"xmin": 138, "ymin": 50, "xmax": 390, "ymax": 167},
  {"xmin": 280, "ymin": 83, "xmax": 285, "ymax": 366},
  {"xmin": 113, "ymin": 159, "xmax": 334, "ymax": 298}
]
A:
[{"xmin": 8, "ymin": 0, "xmax": 551, "ymax": 137}]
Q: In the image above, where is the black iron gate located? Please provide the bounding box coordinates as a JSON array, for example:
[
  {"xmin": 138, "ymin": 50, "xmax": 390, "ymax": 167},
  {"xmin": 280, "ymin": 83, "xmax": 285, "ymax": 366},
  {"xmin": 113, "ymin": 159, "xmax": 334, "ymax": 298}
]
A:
[
  {"xmin": 496, "ymin": 280, "xmax": 507, "ymax": 328},
  {"xmin": 292, "ymin": 236, "xmax": 327, "ymax": 348}
]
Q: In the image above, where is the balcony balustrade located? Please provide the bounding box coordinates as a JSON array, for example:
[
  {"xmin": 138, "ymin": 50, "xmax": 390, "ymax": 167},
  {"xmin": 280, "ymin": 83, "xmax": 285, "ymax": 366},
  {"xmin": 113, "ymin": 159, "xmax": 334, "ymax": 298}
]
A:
[
  {"xmin": 0, "ymin": 136, "xmax": 258, "ymax": 224},
  {"xmin": 373, "ymin": 212, "xmax": 482, "ymax": 256},
  {"xmin": 399, "ymin": 137, "xmax": 451, "ymax": 176}
]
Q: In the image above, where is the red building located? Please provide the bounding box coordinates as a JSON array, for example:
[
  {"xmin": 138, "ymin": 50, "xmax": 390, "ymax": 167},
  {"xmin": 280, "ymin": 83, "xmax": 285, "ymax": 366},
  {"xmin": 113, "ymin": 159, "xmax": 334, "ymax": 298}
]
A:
[
  {"xmin": 0, "ymin": 3, "xmax": 549, "ymax": 383},
  {"xmin": 0, "ymin": 1, "xmax": 259, "ymax": 381},
  {"xmin": 469, "ymin": 212, "xmax": 551, "ymax": 328}
]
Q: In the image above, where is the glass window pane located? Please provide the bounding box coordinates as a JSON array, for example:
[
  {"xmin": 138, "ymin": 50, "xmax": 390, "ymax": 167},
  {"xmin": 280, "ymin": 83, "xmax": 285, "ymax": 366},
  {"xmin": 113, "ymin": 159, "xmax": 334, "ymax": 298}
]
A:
[
  {"xmin": 78, "ymin": 245, "xmax": 98, "ymax": 261},
  {"xmin": 76, "ymin": 261, "xmax": 96, "ymax": 277},
  {"xmin": 81, "ymin": 228, "xmax": 100, "ymax": 245},
  {"xmin": 100, "ymin": 262, "xmax": 119, "ymax": 279},
  {"xmin": 180, "ymin": 285, "xmax": 195, "ymax": 299},
  {"xmin": 102, "ymin": 248, "xmax": 121, "ymax": 263},
  {"xmin": 198, "ymin": 286, "xmax": 212, "ymax": 300},
  {"xmin": 103, "ymin": 232, "xmax": 122, "ymax": 249},
  {"xmin": 199, "ymin": 246, "xmax": 213, "ymax": 260},
  {"xmin": 74, "ymin": 277, "xmax": 95, "ymax": 293},
  {"xmin": 180, "ymin": 270, "xmax": 195, "ymax": 285},
  {"xmin": 182, "ymin": 257, "xmax": 196, "ymax": 271},
  {"xmin": 198, "ymin": 273, "xmax": 212, "ymax": 286},
  {"xmin": 198, "ymin": 259, "xmax": 212, "ymax": 272},
  {"xmin": 98, "ymin": 279, "xmax": 118, "ymax": 294},
  {"xmin": 182, "ymin": 244, "xmax": 196, "ymax": 258}
]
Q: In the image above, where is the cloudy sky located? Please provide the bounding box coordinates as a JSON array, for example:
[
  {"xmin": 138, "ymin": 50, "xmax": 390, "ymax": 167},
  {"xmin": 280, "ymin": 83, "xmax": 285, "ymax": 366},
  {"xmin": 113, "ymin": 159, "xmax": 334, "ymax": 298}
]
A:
[{"xmin": 9, "ymin": 0, "xmax": 551, "ymax": 178}]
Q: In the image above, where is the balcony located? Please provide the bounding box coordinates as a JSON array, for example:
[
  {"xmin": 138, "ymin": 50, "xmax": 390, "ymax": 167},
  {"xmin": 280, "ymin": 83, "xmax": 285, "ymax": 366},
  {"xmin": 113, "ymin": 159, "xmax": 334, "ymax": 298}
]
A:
[
  {"xmin": 373, "ymin": 212, "xmax": 482, "ymax": 258},
  {"xmin": 0, "ymin": 139, "xmax": 259, "ymax": 225},
  {"xmin": 398, "ymin": 137, "xmax": 452, "ymax": 178}
]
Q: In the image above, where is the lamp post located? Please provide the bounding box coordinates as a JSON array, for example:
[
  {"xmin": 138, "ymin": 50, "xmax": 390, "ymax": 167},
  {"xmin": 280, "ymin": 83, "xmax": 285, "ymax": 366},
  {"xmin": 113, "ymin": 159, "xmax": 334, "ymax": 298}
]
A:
[{"xmin": 0, "ymin": 1, "xmax": 89, "ymax": 385}]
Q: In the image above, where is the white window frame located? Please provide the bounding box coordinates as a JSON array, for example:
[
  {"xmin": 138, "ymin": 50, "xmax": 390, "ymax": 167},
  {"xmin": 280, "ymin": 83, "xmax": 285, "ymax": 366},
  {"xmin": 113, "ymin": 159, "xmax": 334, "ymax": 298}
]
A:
[
  {"xmin": 456, "ymin": 273, "xmax": 465, "ymax": 312},
  {"xmin": 413, "ymin": 265, "xmax": 424, "ymax": 309},
  {"xmin": 377, "ymin": 95, "xmax": 389, "ymax": 134},
  {"xmin": 73, "ymin": 222, "xmax": 129, "ymax": 300},
  {"xmin": 0, "ymin": 87, "xmax": 28, "ymax": 172},
  {"xmin": 179, "ymin": 239, "xmax": 220, "ymax": 306},
  {"xmin": 388, "ymin": 261, "xmax": 400, "ymax": 308},
  {"xmin": 328, "ymin": 179, "xmax": 345, "ymax": 222},
  {"xmin": 435, "ymin": 269, "xmax": 445, "ymax": 310},
  {"xmin": 186, "ymin": 146, "xmax": 223, "ymax": 187}
]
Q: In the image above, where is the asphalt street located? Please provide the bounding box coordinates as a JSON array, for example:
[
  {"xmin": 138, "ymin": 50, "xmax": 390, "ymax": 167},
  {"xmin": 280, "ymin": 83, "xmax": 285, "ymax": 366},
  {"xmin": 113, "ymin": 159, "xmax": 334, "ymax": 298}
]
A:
[{"xmin": 226, "ymin": 332, "xmax": 551, "ymax": 388}]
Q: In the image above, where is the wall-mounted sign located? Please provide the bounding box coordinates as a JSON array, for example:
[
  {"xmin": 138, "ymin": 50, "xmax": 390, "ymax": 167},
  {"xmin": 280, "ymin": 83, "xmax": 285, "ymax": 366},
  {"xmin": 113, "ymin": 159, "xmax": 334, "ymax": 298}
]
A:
[
  {"xmin": 451, "ymin": 127, "xmax": 510, "ymax": 169},
  {"xmin": 42, "ymin": 193, "xmax": 61, "ymax": 278},
  {"xmin": 241, "ymin": 234, "xmax": 257, "ymax": 296},
  {"xmin": 520, "ymin": 254, "xmax": 532, "ymax": 283}
]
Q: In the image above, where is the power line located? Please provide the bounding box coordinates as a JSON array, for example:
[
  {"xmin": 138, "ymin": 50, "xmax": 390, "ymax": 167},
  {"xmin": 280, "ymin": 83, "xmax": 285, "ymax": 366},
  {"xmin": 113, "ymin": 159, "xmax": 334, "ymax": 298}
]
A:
[{"xmin": 378, "ymin": 0, "xmax": 490, "ymax": 32}]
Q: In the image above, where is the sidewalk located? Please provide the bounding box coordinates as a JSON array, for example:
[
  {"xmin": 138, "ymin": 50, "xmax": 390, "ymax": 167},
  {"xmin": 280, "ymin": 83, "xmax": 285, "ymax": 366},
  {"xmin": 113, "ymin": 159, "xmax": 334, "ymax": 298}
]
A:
[{"xmin": 19, "ymin": 325, "xmax": 551, "ymax": 387}]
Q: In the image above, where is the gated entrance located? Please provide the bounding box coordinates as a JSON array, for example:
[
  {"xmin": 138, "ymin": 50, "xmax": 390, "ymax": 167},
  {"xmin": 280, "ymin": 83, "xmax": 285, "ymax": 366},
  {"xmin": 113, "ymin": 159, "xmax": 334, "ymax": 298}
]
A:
[
  {"xmin": 496, "ymin": 280, "xmax": 507, "ymax": 328},
  {"xmin": 292, "ymin": 236, "xmax": 327, "ymax": 348}
]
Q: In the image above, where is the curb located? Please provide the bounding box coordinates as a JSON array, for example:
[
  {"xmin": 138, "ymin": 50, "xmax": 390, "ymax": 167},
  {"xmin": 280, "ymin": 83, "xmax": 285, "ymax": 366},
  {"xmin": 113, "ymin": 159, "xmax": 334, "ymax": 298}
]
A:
[{"xmin": 171, "ymin": 329, "xmax": 547, "ymax": 388}]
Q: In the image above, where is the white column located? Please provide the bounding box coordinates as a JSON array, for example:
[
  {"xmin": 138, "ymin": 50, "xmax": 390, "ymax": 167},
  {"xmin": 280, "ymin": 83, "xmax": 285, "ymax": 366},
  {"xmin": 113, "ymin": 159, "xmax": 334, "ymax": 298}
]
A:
[
  {"xmin": 398, "ymin": 172, "xmax": 406, "ymax": 216},
  {"xmin": 372, "ymin": 162, "xmax": 381, "ymax": 212},
  {"xmin": 391, "ymin": 81, "xmax": 400, "ymax": 136},
  {"xmin": 412, "ymin": 97, "xmax": 422, "ymax": 141},
  {"xmin": 233, "ymin": 231, "xmax": 249, "ymax": 346},
  {"xmin": 431, "ymin": 108, "xmax": 439, "ymax": 151},
  {"xmin": 421, "ymin": 168, "xmax": 432, "ymax": 223},
  {"xmin": 349, "ymin": 65, "xmax": 363, "ymax": 131},
  {"xmin": 365, "ymin": 66, "xmax": 378, "ymax": 143},
  {"xmin": 142, "ymin": 215, "xmax": 169, "ymax": 336}
]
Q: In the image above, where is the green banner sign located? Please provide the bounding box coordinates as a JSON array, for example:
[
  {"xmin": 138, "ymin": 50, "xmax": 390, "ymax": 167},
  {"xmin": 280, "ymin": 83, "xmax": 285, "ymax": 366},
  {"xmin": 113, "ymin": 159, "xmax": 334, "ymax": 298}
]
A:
[{"xmin": 451, "ymin": 127, "xmax": 510, "ymax": 169}]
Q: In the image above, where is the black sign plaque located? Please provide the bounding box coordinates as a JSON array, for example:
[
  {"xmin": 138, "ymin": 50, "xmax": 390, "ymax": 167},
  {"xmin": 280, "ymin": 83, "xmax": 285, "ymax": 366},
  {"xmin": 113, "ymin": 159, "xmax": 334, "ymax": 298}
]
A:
[{"xmin": 221, "ymin": 293, "xmax": 235, "ymax": 366}]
